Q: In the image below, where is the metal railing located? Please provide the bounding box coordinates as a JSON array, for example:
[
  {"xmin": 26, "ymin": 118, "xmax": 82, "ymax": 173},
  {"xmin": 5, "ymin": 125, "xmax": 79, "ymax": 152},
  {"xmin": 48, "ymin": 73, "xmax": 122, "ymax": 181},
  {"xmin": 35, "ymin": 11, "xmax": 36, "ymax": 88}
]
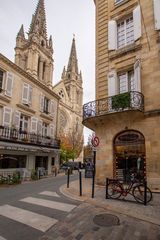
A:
[
  {"xmin": 83, "ymin": 91, "xmax": 144, "ymax": 120},
  {"xmin": 0, "ymin": 126, "xmax": 60, "ymax": 149}
]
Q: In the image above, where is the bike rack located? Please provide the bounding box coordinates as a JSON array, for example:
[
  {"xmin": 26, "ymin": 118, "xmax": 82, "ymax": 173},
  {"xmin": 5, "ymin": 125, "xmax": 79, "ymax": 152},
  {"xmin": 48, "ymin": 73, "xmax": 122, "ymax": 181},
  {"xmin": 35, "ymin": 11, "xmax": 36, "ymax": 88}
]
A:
[{"xmin": 106, "ymin": 178, "xmax": 149, "ymax": 206}]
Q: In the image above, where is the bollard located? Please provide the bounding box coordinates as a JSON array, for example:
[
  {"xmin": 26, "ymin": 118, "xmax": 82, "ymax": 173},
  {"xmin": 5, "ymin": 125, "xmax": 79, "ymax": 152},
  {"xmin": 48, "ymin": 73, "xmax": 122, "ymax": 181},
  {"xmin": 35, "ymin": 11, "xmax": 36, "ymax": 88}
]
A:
[
  {"xmin": 79, "ymin": 170, "xmax": 82, "ymax": 196},
  {"xmin": 106, "ymin": 178, "xmax": 109, "ymax": 199},
  {"xmin": 67, "ymin": 167, "xmax": 70, "ymax": 188},
  {"xmin": 92, "ymin": 150, "xmax": 96, "ymax": 198}
]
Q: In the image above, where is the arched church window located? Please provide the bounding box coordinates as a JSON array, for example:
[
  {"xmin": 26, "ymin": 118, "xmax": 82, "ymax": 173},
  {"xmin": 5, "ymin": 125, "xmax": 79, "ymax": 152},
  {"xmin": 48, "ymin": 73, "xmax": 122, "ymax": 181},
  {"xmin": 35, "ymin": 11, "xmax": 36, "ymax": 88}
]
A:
[
  {"xmin": 42, "ymin": 61, "xmax": 46, "ymax": 80},
  {"xmin": 41, "ymin": 40, "xmax": 45, "ymax": 47},
  {"xmin": 37, "ymin": 57, "xmax": 40, "ymax": 77}
]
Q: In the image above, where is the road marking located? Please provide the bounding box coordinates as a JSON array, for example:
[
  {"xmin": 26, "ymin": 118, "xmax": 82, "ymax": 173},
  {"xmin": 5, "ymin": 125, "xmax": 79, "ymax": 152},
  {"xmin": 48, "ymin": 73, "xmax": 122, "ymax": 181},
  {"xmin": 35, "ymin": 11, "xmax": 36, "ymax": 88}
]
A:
[
  {"xmin": 39, "ymin": 191, "xmax": 60, "ymax": 198},
  {"xmin": 0, "ymin": 237, "xmax": 7, "ymax": 240},
  {"xmin": 20, "ymin": 197, "xmax": 76, "ymax": 212},
  {"xmin": 0, "ymin": 205, "xmax": 57, "ymax": 232}
]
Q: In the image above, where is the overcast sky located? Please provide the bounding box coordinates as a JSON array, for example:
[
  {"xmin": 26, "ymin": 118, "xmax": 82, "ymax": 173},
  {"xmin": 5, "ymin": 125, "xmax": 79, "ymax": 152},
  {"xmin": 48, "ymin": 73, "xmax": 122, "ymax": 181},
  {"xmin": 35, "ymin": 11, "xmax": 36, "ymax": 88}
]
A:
[{"xmin": 0, "ymin": 0, "xmax": 95, "ymax": 143}]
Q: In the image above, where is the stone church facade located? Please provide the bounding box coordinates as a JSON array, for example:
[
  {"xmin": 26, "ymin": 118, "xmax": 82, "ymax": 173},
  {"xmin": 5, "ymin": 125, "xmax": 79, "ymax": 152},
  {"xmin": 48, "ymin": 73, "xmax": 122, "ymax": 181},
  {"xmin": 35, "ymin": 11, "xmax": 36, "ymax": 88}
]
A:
[
  {"xmin": 83, "ymin": 0, "xmax": 160, "ymax": 190},
  {"xmin": 0, "ymin": 0, "xmax": 83, "ymax": 178}
]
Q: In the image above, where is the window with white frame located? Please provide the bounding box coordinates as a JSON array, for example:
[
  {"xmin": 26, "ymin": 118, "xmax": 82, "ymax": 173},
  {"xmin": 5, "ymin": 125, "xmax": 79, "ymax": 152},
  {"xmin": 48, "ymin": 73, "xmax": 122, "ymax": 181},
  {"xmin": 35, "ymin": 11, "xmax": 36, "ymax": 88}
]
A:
[
  {"xmin": 22, "ymin": 83, "xmax": 32, "ymax": 106},
  {"xmin": 118, "ymin": 70, "xmax": 135, "ymax": 94},
  {"xmin": 108, "ymin": 60, "xmax": 141, "ymax": 97},
  {"xmin": 19, "ymin": 114, "xmax": 29, "ymax": 132},
  {"xmin": 117, "ymin": 16, "xmax": 134, "ymax": 49},
  {"xmin": 108, "ymin": 5, "xmax": 141, "ymax": 50},
  {"xmin": 42, "ymin": 122, "xmax": 48, "ymax": 137}
]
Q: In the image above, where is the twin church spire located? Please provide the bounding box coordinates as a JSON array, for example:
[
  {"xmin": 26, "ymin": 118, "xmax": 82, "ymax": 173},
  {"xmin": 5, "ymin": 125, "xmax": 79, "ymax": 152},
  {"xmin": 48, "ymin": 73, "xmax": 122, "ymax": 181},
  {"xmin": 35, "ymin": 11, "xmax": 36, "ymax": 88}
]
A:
[{"xmin": 15, "ymin": 0, "xmax": 81, "ymax": 86}]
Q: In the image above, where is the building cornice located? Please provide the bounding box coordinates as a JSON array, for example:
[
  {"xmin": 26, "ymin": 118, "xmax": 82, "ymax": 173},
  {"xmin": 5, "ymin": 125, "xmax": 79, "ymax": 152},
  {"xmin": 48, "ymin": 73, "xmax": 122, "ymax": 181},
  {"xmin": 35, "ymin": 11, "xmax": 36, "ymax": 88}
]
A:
[{"xmin": 0, "ymin": 53, "xmax": 60, "ymax": 100}]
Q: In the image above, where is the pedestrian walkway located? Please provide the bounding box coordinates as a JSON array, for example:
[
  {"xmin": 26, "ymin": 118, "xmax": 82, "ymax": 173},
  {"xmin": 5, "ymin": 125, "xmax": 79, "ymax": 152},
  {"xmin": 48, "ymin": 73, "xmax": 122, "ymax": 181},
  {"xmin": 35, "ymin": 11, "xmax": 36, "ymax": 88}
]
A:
[
  {"xmin": 60, "ymin": 177, "xmax": 160, "ymax": 226},
  {"xmin": 0, "ymin": 190, "xmax": 77, "ymax": 239},
  {"xmin": 40, "ymin": 176, "xmax": 160, "ymax": 240}
]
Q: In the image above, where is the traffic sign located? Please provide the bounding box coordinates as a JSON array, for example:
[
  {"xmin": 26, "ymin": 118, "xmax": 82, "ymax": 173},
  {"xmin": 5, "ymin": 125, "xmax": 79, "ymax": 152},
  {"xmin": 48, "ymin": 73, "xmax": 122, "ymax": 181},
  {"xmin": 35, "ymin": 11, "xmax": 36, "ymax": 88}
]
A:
[{"xmin": 91, "ymin": 136, "xmax": 100, "ymax": 147}]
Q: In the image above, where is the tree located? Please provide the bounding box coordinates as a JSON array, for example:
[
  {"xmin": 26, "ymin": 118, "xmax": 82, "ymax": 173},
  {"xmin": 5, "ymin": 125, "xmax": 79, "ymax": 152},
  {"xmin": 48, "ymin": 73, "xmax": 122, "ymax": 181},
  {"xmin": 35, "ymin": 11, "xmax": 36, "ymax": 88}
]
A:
[{"xmin": 59, "ymin": 128, "xmax": 83, "ymax": 164}]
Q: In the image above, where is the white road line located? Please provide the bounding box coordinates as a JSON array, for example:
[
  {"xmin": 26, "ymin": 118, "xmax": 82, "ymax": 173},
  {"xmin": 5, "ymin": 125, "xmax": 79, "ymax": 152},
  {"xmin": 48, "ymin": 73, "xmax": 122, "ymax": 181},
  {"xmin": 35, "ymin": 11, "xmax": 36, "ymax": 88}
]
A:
[
  {"xmin": 0, "ymin": 205, "xmax": 57, "ymax": 232},
  {"xmin": 39, "ymin": 191, "xmax": 60, "ymax": 198},
  {"xmin": 0, "ymin": 236, "xmax": 7, "ymax": 240},
  {"xmin": 20, "ymin": 197, "xmax": 76, "ymax": 212}
]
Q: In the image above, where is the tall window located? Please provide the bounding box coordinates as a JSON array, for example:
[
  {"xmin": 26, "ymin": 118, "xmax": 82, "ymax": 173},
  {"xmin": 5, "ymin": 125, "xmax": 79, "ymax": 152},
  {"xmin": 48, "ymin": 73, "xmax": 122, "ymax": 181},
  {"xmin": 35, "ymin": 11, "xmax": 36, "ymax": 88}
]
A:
[
  {"xmin": 118, "ymin": 70, "xmax": 135, "ymax": 94},
  {"xmin": 43, "ymin": 97, "xmax": 49, "ymax": 114},
  {"xmin": 117, "ymin": 16, "xmax": 134, "ymax": 49},
  {"xmin": 0, "ymin": 70, "xmax": 3, "ymax": 92},
  {"xmin": 42, "ymin": 122, "xmax": 48, "ymax": 137},
  {"xmin": 20, "ymin": 114, "xmax": 29, "ymax": 132}
]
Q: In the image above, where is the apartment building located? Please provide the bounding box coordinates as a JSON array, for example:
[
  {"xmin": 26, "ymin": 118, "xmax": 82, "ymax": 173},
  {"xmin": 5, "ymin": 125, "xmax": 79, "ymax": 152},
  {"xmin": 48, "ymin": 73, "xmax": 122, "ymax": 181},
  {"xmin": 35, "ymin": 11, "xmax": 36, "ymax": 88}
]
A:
[{"xmin": 83, "ymin": 0, "xmax": 160, "ymax": 190}]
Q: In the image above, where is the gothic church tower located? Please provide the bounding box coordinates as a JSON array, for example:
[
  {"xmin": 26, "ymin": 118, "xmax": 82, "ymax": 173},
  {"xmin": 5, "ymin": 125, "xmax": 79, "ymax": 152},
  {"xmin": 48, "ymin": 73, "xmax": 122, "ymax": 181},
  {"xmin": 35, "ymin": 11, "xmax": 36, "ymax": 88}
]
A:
[
  {"xmin": 15, "ymin": 0, "xmax": 53, "ymax": 87},
  {"xmin": 61, "ymin": 37, "xmax": 83, "ymax": 115}
]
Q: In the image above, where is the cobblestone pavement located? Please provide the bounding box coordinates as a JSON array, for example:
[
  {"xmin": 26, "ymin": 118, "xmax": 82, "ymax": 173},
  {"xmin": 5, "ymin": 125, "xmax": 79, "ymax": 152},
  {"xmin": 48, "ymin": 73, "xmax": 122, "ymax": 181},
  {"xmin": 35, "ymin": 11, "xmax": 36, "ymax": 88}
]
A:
[{"xmin": 40, "ymin": 176, "xmax": 160, "ymax": 240}]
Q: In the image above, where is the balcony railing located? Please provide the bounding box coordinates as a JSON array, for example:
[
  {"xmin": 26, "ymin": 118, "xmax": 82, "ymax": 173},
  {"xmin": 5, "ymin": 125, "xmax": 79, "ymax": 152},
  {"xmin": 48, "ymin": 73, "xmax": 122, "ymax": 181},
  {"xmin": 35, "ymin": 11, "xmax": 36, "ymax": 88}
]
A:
[
  {"xmin": 83, "ymin": 91, "xmax": 144, "ymax": 120},
  {"xmin": 0, "ymin": 126, "xmax": 60, "ymax": 149}
]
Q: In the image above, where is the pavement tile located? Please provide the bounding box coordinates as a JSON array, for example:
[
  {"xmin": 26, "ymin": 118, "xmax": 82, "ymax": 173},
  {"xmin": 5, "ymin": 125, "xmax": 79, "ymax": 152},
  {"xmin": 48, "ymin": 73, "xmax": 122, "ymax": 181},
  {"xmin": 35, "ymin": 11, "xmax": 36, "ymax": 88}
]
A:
[{"xmin": 40, "ymin": 176, "xmax": 160, "ymax": 240}]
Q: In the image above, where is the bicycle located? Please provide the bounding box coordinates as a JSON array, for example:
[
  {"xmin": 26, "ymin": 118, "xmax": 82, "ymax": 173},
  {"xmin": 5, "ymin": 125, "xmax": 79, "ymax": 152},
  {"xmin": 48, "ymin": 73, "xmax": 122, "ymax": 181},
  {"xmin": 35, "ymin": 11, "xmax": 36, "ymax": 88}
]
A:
[{"xmin": 107, "ymin": 175, "xmax": 152, "ymax": 203}]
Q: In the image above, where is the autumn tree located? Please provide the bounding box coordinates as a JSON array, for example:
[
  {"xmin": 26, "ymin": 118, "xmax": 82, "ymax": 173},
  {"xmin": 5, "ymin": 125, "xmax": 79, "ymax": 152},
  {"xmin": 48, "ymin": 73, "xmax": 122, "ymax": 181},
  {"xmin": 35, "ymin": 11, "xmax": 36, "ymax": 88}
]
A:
[{"xmin": 60, "ymin": 128, "xmax": 83, "ymax": 164}]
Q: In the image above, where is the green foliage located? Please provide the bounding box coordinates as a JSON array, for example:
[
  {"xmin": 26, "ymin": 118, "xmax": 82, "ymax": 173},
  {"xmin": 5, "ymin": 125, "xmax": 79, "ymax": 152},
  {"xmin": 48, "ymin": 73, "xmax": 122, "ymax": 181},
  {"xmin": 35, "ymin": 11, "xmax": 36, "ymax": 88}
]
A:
[
  {"xmin": 31, "ymin": 170, "xmax": 38, "ymax": 180},
  {"xmin": 112, "ymin": 92, "xmax": 130, "ymax": 110},
  {"xmin": 12, "ymin": 171, "xmax": 21, "ymax": 184}
]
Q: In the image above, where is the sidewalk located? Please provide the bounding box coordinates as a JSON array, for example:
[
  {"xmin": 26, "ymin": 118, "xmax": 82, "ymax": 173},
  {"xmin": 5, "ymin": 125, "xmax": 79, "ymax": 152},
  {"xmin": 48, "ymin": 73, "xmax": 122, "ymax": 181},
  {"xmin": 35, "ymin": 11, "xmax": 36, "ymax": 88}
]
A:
[
  {"xmin": 40, "ymin": 175, "xmax": 160, "ymax": 240},
  {"xmin": 60, "ymin": 177, "xmax": 160, "ymax": 226}
]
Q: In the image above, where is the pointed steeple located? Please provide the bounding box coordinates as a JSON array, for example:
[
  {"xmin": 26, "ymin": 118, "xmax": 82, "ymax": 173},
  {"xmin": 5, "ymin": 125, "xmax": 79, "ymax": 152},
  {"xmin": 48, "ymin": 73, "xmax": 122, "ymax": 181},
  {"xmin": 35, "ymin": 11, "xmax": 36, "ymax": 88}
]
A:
[
  {"xmin": 17, "ymin": 24, "xmax": 25, "ymax": 39},
  {"xmin": 28, "ymin": 0, "xmax": 47, "ymax": 39},
  {"xmin": 67, "ymin": 37, "xmax": 79, "ymax": 74},
  {"xmin": 61, "ymin": 66, "xmax": 66, "ymax": 79}
]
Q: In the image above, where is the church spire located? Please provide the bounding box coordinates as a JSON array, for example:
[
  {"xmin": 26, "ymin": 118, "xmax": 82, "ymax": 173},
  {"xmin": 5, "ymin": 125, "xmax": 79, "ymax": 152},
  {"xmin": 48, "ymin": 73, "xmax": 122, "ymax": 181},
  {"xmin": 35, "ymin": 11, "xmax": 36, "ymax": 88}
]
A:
[
  {"xmin": 28, "ymin": 0, "xmax": 47, "ymax": 39},
  {"xmin": 67, "ymin": 36, "xmax": 79, "ymax": 74},
  {"xmin": 17, "ymin": 24, "xmax": 25, "ymax": 39}
]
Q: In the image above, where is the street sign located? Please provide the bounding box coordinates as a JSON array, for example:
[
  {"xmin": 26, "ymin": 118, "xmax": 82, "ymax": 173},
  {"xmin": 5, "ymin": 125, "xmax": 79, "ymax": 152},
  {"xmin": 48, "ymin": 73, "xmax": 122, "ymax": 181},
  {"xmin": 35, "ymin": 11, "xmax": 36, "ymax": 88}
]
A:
[{"xmin": 91, "ymin": 136, "xmax": 100, "ymax": 147}]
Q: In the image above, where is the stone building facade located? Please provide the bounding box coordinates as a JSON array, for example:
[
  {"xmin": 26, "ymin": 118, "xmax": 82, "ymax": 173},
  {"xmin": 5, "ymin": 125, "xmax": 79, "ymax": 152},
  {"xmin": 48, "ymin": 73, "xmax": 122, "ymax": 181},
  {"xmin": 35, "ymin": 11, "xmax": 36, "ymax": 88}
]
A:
[
  {"xmin": 83, "ymin": 0, "xmax": 160, "ymax": 190},
  {"xmin": 0, "ymin": 0, "xmax": 83, "ymax": 177}
]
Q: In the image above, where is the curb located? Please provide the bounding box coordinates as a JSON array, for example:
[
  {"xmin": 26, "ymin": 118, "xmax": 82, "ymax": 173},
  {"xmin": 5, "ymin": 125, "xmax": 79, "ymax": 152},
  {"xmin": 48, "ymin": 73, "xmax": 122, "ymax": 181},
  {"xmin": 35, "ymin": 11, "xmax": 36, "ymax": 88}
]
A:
[{"xmin": 60, "ymin": 181, "xmax": 160, "ymax": 226}]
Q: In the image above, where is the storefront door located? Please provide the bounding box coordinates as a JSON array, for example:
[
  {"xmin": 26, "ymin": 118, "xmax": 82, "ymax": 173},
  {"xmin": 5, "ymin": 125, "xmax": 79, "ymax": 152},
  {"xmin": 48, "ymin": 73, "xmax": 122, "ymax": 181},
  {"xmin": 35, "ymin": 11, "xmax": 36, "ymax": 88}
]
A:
[{"xmin": 114, "ymin": 130, "xmax": 146, "ymax": 181}]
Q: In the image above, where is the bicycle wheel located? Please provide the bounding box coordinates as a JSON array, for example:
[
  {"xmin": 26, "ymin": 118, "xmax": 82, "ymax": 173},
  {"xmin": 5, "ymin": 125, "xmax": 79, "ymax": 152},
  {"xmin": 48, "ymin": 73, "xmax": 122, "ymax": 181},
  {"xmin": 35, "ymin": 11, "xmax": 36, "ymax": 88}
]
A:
[
  {"xmin": 107, "ymin": 182, "xmax": 122, "ymax": 199},
  {"xmin": 133, "ymin": 184, "xmax": 152, "ymax": 203}
]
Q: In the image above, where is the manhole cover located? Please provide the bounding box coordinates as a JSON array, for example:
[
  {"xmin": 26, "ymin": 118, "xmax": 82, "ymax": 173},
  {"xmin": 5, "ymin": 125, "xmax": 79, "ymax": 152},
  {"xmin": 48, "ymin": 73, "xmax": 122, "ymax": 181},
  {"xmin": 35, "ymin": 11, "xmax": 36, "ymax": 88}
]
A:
[{"xmin": 93, "ymin": 214, "xmax": 120, "ymax": 227}]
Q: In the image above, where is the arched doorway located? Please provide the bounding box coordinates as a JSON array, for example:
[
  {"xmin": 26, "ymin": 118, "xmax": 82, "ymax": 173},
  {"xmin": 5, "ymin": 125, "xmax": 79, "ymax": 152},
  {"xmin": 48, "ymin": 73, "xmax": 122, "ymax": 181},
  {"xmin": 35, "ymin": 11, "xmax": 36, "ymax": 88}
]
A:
[{"xmin": 113, "ymin": 130, "xmax": 146, "ymax": 181}]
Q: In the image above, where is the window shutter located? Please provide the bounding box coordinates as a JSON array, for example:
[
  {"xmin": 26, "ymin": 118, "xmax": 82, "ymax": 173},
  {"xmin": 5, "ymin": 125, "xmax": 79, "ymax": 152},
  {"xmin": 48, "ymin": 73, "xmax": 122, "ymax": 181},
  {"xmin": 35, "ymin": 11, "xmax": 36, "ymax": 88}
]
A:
[
  {"xmin": 37, "ymin": 120, "xmax": 43, "ymax": 135},
  {"xmin": 49, "ymin": 124, "xmax": 54, "ymax": 137},
  {"xmin": 133, "ymin": 5, "xmax": 142, "ymax": 41},
  {"xmin": 134, "ymin": 60, "xmax": 141, "ymax": 92},
  {"xmin": 108, "ymin": 71, "xmax": 118, "ymax": 96},
  {"xmin": 108, "ymin": 20, "xmax": 117, "ymax": 50},
  {"xmin": 31, "ymin": 117, "xmax": 38, "ymax": 133},
  {"xmin": 49, "ymin": 100, "xmax": 55, "ymax": 117},
  {"xmin": 22, "ymin": 83, "xmax": 29, "ymax": 104},
  {"xmin": 153, "ymin": 0, "xmax": 160, "ymax": 30},
  {"xmin": 5, "ymin": 72, "xmax": 14, "ymax": 97},
  {"xmin": 28, "ymin": 85, "xmax": 32, "ymax": 105},
  {"xmin": 39, "ymin": 94, "xmax": 44, "ymax": 112},
  {"xmin": 3, "ymin": 107, "xmax": 12, "ymax": 127},
  {"xmin": 13, "ymin": 111, "xmax": 20, "ymax": 129}
]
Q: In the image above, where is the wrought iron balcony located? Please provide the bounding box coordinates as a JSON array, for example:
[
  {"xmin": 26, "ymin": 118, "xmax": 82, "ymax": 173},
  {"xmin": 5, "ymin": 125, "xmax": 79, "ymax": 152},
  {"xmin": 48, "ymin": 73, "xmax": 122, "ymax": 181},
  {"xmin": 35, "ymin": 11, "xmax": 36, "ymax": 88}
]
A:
[
  {"xmin": 83, "ymin": 91, "xmax": 144, "ymax": 120},
  {"xmin": 0, "ymin": 126, "xmax": 60, "ymax": 149}
]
